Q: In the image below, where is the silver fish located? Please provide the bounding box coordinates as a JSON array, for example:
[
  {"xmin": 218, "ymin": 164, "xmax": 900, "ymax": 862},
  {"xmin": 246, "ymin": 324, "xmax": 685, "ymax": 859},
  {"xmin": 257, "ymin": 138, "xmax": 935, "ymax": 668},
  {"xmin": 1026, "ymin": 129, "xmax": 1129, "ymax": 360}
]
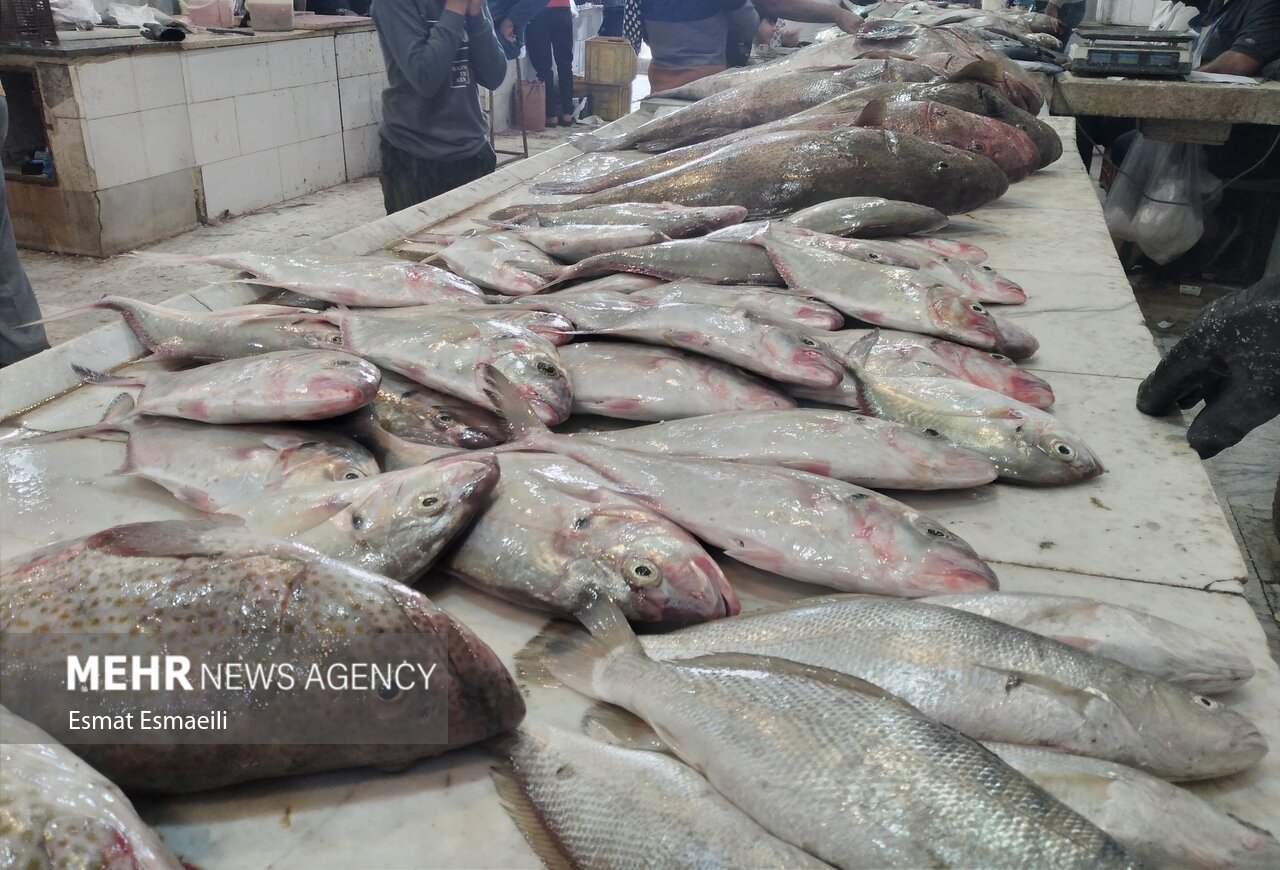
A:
[
  {"xmin": 72, "ymin": 349, "xmax": 381, "ymax": 424},
  {"xmin": 627, "ymin": 281, "xmax": 844, "ymax": 330},
  {"xmin": 487, "ymin": 203, "xmax": 749, "ymax": 238},
  {"xmin": 636, "ymin": 594, "xmax": 1268, "ymax": 781},
  {"xmin": 375, "ymin": 305, "xmax": 576, "ymax": 346},
  {"xmin": 371, "ymin": 370, "xmax": 505, "ymax": 449},
  {"xmin": 558, "ymin": 341, "xmax": 796, "ymax": 421},
  {"xmin": 429, "ymin": 233, "xmax": 565, "ymax": 295},
  {"xmin": 487, "ymin": 223, "xmax": 669, "ymax": 262},
  {"xmin": 494, "ymin": 723, "xmax": 828, "ymax": 869},
  {"xmin": 889, "ymin": 235, "xmax": 989, "ymax": 263},
  {"xmin": 927, "ymin": 591, "xmax": 1255, "ymax": 694},
  {"xmin": 549, "ymin": 238, "xmax": 782, "ymax": 286},
  {"xmin": 786, "ymin": 195, "xmax": 949, "ymax": 237}
]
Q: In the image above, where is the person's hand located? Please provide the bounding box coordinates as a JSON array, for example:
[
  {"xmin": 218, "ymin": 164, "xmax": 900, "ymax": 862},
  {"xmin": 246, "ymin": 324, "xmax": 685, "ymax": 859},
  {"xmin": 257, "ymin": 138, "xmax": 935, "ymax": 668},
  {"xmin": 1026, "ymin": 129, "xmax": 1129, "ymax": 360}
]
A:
[
  {"xmin": 499, "ymin": 17, "xmax": 516, "ymax": 43},
  {"xmin": 1044, "ymin": 3, "xmax": 1061, "ymax": 18},
  {"xmin": 833, "ymin": 9, "xmax": 862, "ymax": 35},
  {"xmin": 1136, "ymin": 277, "xmax": 1280, "ymax": 459}
]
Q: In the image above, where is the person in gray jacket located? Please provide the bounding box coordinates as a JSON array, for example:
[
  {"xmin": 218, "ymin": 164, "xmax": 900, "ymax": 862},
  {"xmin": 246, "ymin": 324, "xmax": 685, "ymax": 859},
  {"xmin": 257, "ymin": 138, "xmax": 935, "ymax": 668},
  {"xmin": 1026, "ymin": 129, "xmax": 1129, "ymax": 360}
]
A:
[{"xmin": 372, "ymin": 0, "xmax": 510, "ymax": 214}]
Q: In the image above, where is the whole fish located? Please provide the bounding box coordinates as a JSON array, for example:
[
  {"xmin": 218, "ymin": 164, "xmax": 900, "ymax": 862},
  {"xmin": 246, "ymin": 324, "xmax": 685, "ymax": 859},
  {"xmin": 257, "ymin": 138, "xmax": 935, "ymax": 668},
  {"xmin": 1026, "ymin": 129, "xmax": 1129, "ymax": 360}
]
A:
[
  {"xmin": 986, "ymin": 743, "xmax": 1280, "ymax": 869},
  {"xmin": 558, "ymin": 341, "xmax": 795, "ymax": 421},
  {"xmin": 570, "ymin": 409, "xmax": 997, "ymax": 490},
  {"xmin": 628, "ymin": 281, "xmax": 844, "ymax": 330},
  {"xmin": 338, "ymin": 407, "xmax": 457, "ymax": 472},
  {"xmin": 817, "ymin": 327, "xmax": 1055, "ymax": 408},
  {"xmin": 487, "ymin": 203, "xmax": 748, "ymax": 238},
  {"xmin": 546, "ymin": 128, "xmax": 1009, "ymax": 218},
  {"xmin": 226, "ymin": 455, "xmax": 498, "ymax": 580},
  {"xmin": 488, "ymin": 371, "xmax": 997, "ymax": 596},
  {"xmin": 72, "ymin": 349, "xmax": 381, "ymax": 424},
  {"xmin": 483, "ymin": 223, "xmax": 668, "ymax": 262},
  {"xmin": 927, "ymin": 591, "xmax": 1255, "ymax": 693},
  {"xmin": 845, "ymin": 332, "xmax": 1099, "ymax": 483},
  {"xmin": 635, "ymin": 595, "xmax": 1267, "ymax": 781},
  {"xmin": 446, "ymin": 452, "xmax": 737, "ymax": 625},
  {"xmin": 558, "ymin": 273, "xmax": 662, "ymax": 294},
  {"xmin": 374, "ymin": 304, "xmax": 576, "ymax": 346},
  {"xmin": 549, "ymin": 238, "xmax": 782, "ymax": 286},
  {"xmin": 429, "ymin": 233, "xmax": 564, "ymax": 295},
  {"xmin": 785, "ymin": 196, "xmax": 949, "ymax": 238},
  {"xmin": 494, "ymin": 723, "xmax": 827, "ymax": 869},
  {"xmin": 889, "ymin": 234, "xmax": 989, "ymax": 263},
  {"xmin": 1, "ymin": 706, "xmax": 184, "ymax": 869},
  {"xmin": 130, "ymin": 251, "xmax": 484, "ymax": 307},
  {"xmin": 0, "ymin": 519, "xmax": 525, "ymax": 792},
  {"xmin": 542, "ymin": 593, "xmax": 1140, "ymax": 869},
  {"xmin": 329, "ymin": 309, "xmax": 573, "ymax": 425},
  {"xmin": 371, "ymin": 370, "xmax": 505, "ymax": 448}
]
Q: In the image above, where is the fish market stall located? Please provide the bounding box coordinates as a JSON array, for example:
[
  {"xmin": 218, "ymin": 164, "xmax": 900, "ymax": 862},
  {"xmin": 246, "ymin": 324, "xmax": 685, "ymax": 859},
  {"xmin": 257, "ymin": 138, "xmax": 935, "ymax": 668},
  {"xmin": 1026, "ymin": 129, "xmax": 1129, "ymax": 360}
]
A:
[{"xmin": 3, "ymin": 83, "xmax": 1280, "ymax": 870}]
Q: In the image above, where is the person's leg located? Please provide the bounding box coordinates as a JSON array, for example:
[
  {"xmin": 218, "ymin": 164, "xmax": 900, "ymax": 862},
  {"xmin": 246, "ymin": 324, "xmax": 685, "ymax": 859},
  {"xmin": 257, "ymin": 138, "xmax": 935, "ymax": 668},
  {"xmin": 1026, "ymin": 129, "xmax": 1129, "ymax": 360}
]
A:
[
  {"xmin": 525, "ymin": 12, "xmax": 556, "ymax": 122},
  {"xmin": 549, "ymin": 7, "xmax": 575, "ymax": 122},
  {"xmin": 1059, "ymin": 2, "xmax": 1086, "ymax": 41},
  {"xmin": 379, "ymin": 137, "xmax": 439, "ymax": 214},
  {"xmin": 0, "ymin": 96, "xmax": 49, "ymax": 366},
  {"xmin": 434, "ymin": 147, "xmax": 498, "ymax": 195},
  {"xmin": 724, "ymin": 2, "xmax": 760, "ymax": 68}
]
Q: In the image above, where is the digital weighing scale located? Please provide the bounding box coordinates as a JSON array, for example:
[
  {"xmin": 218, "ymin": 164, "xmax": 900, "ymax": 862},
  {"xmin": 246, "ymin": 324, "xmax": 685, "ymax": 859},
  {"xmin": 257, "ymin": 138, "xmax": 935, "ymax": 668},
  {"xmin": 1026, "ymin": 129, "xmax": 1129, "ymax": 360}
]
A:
[{"xmin": 1069, "ymin": 25, "xmax": 1195, "ymax": 77}]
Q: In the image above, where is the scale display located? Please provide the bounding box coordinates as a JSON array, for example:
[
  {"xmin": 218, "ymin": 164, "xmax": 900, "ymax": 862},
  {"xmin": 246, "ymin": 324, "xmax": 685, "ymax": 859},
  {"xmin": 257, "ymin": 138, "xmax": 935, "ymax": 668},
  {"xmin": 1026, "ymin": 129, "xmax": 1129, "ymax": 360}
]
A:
[{"xmin": 1069, "ymin": 27, "xmax": 1195, "ymax": 77}]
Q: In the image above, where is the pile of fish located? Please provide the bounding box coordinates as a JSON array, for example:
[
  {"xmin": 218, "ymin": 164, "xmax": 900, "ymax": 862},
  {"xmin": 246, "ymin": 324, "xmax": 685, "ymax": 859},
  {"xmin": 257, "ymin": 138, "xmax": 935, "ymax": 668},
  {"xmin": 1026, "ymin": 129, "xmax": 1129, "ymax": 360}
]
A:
[{"xmin": 1, "ymin": 14, "xmax": 1273, "ymax": 869}]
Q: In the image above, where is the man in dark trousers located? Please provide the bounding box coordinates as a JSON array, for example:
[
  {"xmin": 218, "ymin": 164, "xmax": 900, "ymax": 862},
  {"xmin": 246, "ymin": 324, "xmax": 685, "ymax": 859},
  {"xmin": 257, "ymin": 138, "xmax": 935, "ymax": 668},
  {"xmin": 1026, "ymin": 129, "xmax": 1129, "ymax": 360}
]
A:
[
  {"xmin": 0, "ymin": 89, "xmax": 49, "ymax": 367},
  {"xmin": 372, "ymin": 0, "xmax": 510, "ymax": 214}
]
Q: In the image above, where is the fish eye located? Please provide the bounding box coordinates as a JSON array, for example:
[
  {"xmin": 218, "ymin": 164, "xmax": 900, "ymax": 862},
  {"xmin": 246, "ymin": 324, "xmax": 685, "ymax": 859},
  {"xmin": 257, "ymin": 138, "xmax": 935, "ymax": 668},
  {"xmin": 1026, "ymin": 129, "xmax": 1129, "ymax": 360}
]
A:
[
  {"xmin": 935, "ymin": 161, "xmax": 950, "ymax": 171},
  {"xmin": 1053, "ymin": 442, "xmax": 1075, "ymax": 459},
  {"xmin": 800, "ymin": 336, "xmax": 819, "ymax": 347},
  {"xmin": 333, "ymin": 358, "xmax": 355, "ymax": 366},
  {"xmin": 868, "ymin": 253, "xmax": 885, "ymax": 263},
  {"xmin": 922, "ymin": 427, "xmax": 940, "ymax": 437},
  {"xmin": 925, "ymin": 527, "xmax": 950, "ymax": 539},
  {"xmin": 351, "ymin": 514, "xmax": 368, "ymax": 531},
  {"xmin": 376, "ymin": 684, "xmax": 402, "ymax": 702},
  {"xmin": 625, "ymin": 558, "xmax": 661, "ymax": 587},
  {"xmin": 344, "ymin": 470, "xmax": 363, "ymax": 480},
  {"xmin": 969, "ymin": 142, "xmax": 985, "ymax": 153},
  {"xmin": 1194, "ymin": 695, "xmax": 1219, "ymax": 709},
  {"xmin": 328, "ymin": 334, "xmax": 343, "ymax": 344},
  {"xmin": 419, "ymin": 493, "xmax": 445, "ymax": 513},
  {"xmin": 969, "ymin": 304, "xmax": 985, "ymax": 313},
  {"xmin": 990, "ymin": 353, "xmax": 1010, "ymax": 362},
  {"xmin": 436, "ymin": 412, "xmax": 455, "ymax": 424},
  {"xmin": 981, "ymin": 265, "xmax": 995, "ymax": 273},
  {"xmin": 536, "ymin": 361, "xmax": 559, "ymax": 377}
]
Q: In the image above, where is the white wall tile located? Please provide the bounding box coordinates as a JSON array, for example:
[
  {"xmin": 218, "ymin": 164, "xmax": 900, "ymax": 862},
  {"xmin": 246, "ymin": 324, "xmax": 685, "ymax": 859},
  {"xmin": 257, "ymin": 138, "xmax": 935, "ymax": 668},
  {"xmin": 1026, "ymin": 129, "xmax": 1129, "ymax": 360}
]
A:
[
  {"xmin": 278, "ymin": 133, "xmax": 347, "ymax": 200},
  {"xmin": 292, "ymin": 81, "xmax": 342, "ymax": 140},
  {"xmin": 183, "ymin": 44, "xmax": 271, "ymax": 104},
  {"xmin": 336, "ymin": 30, "xmax": 384, "ymax": 79},
  {"xmin": 201, "ymin": 150, "xmax": 284, "ymax": 218},
  {"xmin": 338, "ymin": 74, "xmax": 375, "ymax": 131},
  {"xmin": 76, "ymin": 58, "xmax": 139, "ymax": 120},
  {"xmin": 140, "ymin": 105, "xmax": 195, "ymax": 177},
  {"xmin": 86, "ymin": 114, "xmax": 149, "ymax": 188},
  {"xmin": 132, "ymin": 54, "xmax": 186, "ymax": 111},
  {"xmin": 236, "ymin": 90, "xmax": 300, "ymax": 154},
  {"xmin": 189, "ymin": 97, "xmax": 240, "ymax": 165},
  {"xmin": 342, "ymin": 124, "xmax": 380, "ymax": 179},
  {"xmin": 268, "ymin": 37, "xmax": 334, "ymax": 90}
]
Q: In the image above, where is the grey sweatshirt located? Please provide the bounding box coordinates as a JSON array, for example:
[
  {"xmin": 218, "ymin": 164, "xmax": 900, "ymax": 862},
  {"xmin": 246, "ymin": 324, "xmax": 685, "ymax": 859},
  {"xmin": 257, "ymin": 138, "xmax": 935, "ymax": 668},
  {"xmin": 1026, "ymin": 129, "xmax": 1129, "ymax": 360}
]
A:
[{"xmin": 372, "ymin": 0, "xmax": 510, "ymax": 161}]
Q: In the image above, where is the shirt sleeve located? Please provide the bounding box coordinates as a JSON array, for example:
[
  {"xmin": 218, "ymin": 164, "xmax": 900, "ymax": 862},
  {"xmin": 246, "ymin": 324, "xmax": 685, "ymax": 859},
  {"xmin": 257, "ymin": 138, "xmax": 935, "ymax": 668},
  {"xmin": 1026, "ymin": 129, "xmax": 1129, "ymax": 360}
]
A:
[
  {"xmin": 467, "ymin": 3, "xmax": 512, "ymax": 90},
  {"xmin": 1228, "ymin": 0, "xmax": 1280, "ymax": 65},
  {"xmin": 372, "ymin": 3, "xmax": 467, "ymax": 99},
  {"xmin": 506, "ymin": 0, "xmax": 552, "ymax": 27}
]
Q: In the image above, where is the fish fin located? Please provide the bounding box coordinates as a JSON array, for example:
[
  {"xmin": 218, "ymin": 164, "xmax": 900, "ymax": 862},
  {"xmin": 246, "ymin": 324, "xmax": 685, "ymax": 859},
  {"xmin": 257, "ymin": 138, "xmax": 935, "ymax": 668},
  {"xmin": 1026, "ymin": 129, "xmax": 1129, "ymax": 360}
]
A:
[
  {"xmin": 487, "ymin": 204, "xmax": 541, "ymax": 224},
  {"xmin": 540, "ymin": 588, "xmax": 644, "ymax": 693},
  {"xmin": 528, "ymin": 179, "xmax": 590, "ymax": 196},
  {"xmin": 473, "ymin": 219, "xmax": 521, "ymax": 231},
  {"xmin": 512, "ymin": 620, "xmax": 580, "ymax": 688},
  {"xmin": 404, "ymin": 231, "xmax": 459, "ymax": 245},
  {"xmin": 947, "ymin": 60, "xmax": 1003, "ymax": 86},
  {"xmin": 101, "ymin": 391, "xmax": 137, "ymax": 423},
  {"xmin": 19, "ymin": 300, "xmax": 110, "ymax": 327},
  {"xmin": 490, "ymin": 763, "xmax": 576, "ymax": 870},
  {"xmin": 843, "ymin": 329, "xmax": 880, "ymax": 375},
  {"xmin": 71, "ymin": 364, "xmax": 147, "ymax": 388},
  {"xmin": 674, "ymin": 652, "xmax": 910, "ymax": 703},
  {"xmin": 7, "ymin": 392, "xmax": 138, "ymax": 448},
  {"xmin": 479, "ymin": 366, "xmax": 557, "ymax": 449},
  {"xmin": 855, "ymin": 98, "xmax": 889, "ymax": 127},
  {"xmin": 975, "ymin": 665, "xmax": 1101, "ymax": 716},
  {"xmin": 83, "ymin": 517, "xmax": 245, "ymax": 558},
  {"xmin": 570, "ymin": 132, "xmax": 619, "ymax": 152},
  {"xmin": 573, "ymin": 586, "xmax": 644, "ymax": 654},
  {"xmin": 581, "ymin": 703, "xmax": 670, "ymax": 753}
]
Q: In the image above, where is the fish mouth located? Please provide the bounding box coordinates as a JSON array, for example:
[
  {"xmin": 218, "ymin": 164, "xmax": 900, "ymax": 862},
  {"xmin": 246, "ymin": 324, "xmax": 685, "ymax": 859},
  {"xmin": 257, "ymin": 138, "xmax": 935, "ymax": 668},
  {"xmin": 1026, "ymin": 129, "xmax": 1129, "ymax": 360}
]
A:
[
  {"xmin": 647, "ymin": 553, "xmax": 739, "ymax": 628},
  {"xmin": 919, "ymin": 551, "xmax": 999, "ymax": 594},
  {"xmin": 980, "ymin": 278, "xmax": 1027, "ymax": 305},
  {"xmin": 434, "ymin": 454, "xmax": 501, "ymax": 502},
  {"xmin": 525, "ymin": 391, "xmax": 572, "ymax": 425}
]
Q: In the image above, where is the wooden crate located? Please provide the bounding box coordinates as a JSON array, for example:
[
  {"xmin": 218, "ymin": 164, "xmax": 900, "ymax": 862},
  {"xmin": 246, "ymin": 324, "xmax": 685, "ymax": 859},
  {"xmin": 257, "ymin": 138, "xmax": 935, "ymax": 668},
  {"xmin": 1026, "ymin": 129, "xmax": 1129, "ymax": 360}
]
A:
[
  {"xmin": 586, "ymin": 81, "xmax": 632, "ymax": 122},
  {"xmin": 584, "ymin": 36, "xmax": 637, "ymax": 85}
]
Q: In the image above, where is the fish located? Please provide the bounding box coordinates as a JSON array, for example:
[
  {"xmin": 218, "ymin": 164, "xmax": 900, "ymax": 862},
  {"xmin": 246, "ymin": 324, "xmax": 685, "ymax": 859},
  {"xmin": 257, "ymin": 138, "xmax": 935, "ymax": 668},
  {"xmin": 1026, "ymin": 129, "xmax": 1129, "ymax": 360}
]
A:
[
  {"xmin": 569, "ymin": 409, "xmax": 997, "ymax": 490},
  {"xmin": 926, "ymin": 591, "xmax": 1255, "ymax": 694},
  {"xmin": 647, "ymin": 53, "xmax": 953, "ymax": 102},
  {"xmin": 557, "ymin": 341, "xmax": 796, "ymax": 421},
  {"xmin": 481, "ymin": 223, "xmax": 668, "ymax": 262},
  {"xmin": 0, "ymin": 519, "xmax": 525, "ymax": 792},
  {"xmin": 372, "ymin": 304, "xmax": 576, "ymax": 346},
  {"xmin": 72, "ymin": 349, "xmax": 381, "ymax": 424},
  {"xmin": 846, "ymin": 331, "xmax": 1101, "ymax": 484},
  {"xmin": 986, "ymin": 743, "xmax": 1280, "ymax": 869},
  {"xmin": 446, "ymin": 452, "xmax": 737, "ymax": 625},
  {"xmin": 628, "ymin": 281, "xmax": 844, "ymax": 330},
  {"xmin": 785, "ymin": 196, "xmax": 949, "ymax": 238},
  {"xmin": 557, "ymin": 273, "xmax": 663, "ymax": 294},
  {"xmin": 129, "ymin": 251, "xmax": 484, "ymax": 307},
  {"xmin": 328, "ymin": 309, "xmax": 573, "ymax": 425},
  {"xmin": 493, "ymin": 723, "xmax": 827, "ymax": 869},
  {"xmin": 539, "ymin": 591, "xmax": 1141, "ymax": 869},
  {"xmin": 547, "ymin": 238, "xmax": 782, "ymax": 286},
  {"xmin": 487, "ymin": 203, "xmax": 748, "ymax": 238},
  {"xmin": 486, "ymin": 369, "xmax": 997, "ymax": 596},
  {"xmin": 428, "ymin": 232, "xmax": 564, "ymax": 295},
  {"xmin": 855, "ymin": 98, "xmax": 1041, "ymax": 182},
  {"xmin": 992, "ymin": 314, "xmax": 1040, "ymax": 359},
  {"xmin": 1, "ymin": 706, "xmax": 185, "ymax": 869},
  {"xmin": 816, "ymin": 328, "xmax": 1055, "ymax": 408},
  {"xmin": 890, "ymin": 234, "xmax": 990, "ymax": 263},
  {"xmin": 545, "ymin": 128, "xmax": 1009, "ymax": 218},
  {"xmin": 13, "ymin": 400, "xmax": 379, "ymax": 512},
  {"xmin": 370, "ymin": 370, "xmax": 505, "ymax": 449},
  {"xmin": 632, "ymin": 594, "xmax": 1268, "ymax": 781}
]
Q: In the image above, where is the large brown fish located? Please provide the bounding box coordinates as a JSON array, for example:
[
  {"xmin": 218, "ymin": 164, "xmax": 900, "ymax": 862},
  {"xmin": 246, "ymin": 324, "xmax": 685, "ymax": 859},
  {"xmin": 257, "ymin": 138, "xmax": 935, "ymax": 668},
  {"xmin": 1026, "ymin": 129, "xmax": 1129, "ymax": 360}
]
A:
[{"xmin": 650, "ymin": 52, "xmax": 943, "ymax": 102}]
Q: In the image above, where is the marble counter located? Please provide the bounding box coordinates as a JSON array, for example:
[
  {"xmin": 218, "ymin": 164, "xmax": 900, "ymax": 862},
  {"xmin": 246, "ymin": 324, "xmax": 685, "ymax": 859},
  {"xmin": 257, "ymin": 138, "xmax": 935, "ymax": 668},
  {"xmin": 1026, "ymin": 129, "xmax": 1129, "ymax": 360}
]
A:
[{"xmin": 1, "ymin": 113, "xmax": 1277, "ymax": 867}]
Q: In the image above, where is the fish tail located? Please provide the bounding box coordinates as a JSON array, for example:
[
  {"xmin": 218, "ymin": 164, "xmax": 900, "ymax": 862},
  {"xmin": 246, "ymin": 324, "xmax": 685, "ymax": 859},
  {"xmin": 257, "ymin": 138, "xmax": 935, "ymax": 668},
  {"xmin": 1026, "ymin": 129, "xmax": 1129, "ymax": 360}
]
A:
[
  {"xmin": 542, "ymin": 588, "xmax": 643, "ymax": 695},
  {"xmin": 843, "ymin": 329, "xmax": 880, "ymax": 377},
  {"xmin": 581, "ymin": 703, "xmax": 668, "ymax": 752},
  {"xmin": 949, "ymin": 60, "xmax": 1003, "ymax": 86},
  {"xmin": 404, "ymin": 231, "xmax": 459, "ymax": 246},
  {"xmin": 472, "ymin": 220, "xmax": 520, "ymax": 231},
  {"xmin": 71, "ymin": 363, "xmax": 147, "ymax": 388},
  {"xmin": 479, "ymin": 365, "xmax": 555, "ymax": 448},
  {"xmin": 124, "ymin": 251, "xmax": 216, "ymax": 268},
  {"xmin": 570, "ymin": 132, "xmax": 619, "ymax": 153},
  {"xmin": 512, "ymin": 621, "xmax": 580, "ymax": 687},
  {"xmin": 8, "ymin": 393, "xmax": 135, "ymax": 447},
  {"xmin": 19, "ymin": 298, "xmax": 116, "ymax": 327},
  {"xmin": 486, "ymin": 205, "xmax": 538, "ymax": 224},
  {"xmin": 527, "ymin": 179, "xmax": 592, "ymax": 196}
]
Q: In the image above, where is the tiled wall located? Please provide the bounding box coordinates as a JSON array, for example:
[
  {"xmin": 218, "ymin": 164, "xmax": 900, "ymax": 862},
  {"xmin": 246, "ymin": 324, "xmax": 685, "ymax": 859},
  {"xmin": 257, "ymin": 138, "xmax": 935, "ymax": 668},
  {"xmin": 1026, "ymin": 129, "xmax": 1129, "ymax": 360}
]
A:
[{"xmin": 336, "ymin": 29, "xmax": 384, "ymax": 181}]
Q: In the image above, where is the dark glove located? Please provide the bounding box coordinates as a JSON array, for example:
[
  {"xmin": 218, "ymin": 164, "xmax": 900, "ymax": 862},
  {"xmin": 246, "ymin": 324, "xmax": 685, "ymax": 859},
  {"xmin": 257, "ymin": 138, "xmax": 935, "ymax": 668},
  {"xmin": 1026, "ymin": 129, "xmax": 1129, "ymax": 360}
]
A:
[{"xmin": 1136, "ymin": 275, "xmax": 1280, "ymax": 459}]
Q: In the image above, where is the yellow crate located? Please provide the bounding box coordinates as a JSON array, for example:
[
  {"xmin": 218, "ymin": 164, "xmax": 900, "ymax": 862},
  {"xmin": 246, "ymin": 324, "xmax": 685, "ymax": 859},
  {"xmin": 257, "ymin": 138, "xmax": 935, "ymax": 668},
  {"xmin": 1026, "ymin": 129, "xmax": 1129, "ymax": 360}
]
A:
[
  {"xmin": 585, "ymin": 36, "xmax": 638, "ymax": 85},
  {"xmin": 586, "ymin": 81, "xmax": 632, "ymax": 121}
]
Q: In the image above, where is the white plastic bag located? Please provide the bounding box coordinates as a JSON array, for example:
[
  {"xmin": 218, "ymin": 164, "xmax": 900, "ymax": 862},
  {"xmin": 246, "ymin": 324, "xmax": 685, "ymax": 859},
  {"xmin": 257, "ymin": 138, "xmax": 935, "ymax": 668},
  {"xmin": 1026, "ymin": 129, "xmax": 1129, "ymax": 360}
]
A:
[
  {"xmin": 1104, "ymin": 134, "xmax": 1223, "ymax": 265},
  {"xmin": 50, "ymin": 0, "xmax": 101, "ymax": 26}
]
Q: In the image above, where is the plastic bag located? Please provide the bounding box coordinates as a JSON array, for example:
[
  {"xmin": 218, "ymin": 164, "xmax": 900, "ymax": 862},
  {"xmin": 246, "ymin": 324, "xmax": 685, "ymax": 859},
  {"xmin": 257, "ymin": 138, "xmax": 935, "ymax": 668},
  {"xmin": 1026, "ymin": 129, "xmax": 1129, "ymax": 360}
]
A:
[
  {"xmin": 1104, "ymin": 134, "xmax": 1223, "ymax": 265},
  {"xmin": 50, "ymin": 0, "xmax": 101, "ymax": 26}
]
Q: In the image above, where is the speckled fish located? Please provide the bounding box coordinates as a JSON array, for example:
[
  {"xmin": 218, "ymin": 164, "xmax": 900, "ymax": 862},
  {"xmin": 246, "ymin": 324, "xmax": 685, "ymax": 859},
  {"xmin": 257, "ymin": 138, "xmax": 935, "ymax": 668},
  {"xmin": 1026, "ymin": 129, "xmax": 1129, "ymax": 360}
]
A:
[
  {"xmin": 558, "ymin": 341, "xmax": 795, "ymax": 421},
  {"xmin": 548, "ymin": 128, "xmax": 1009, "ymax": 218},
  {"xmin": 446, "ymin": 452, "xmax": 736, "ymax": 625},
  {"xmin": 488, "ymin": 372, "xmax": 996, "ymax": 596},
  {"xmin": 889, "ymin": 235, "xmax": 990, "ymax": 263},
  {"xmin": 986, "ymin": 743, "xmax": 1280, "ymax": 869},
  {"xmin": 0, "ymin": 519, "xmax": 525, "ymax": 792},
  {"xmin": 488, "ymin": 203, "xmax": 748, "ymax": 238},
  {"xmin": 569, "ymin": 409, "xmax": 997, "ymax": 490},
  {"xmin": 1, "ymin": 706, "xmax": 184, "ymax": 870},
  {"xmin": 426, "ymin": 233, "xmax": 564, "ymax": 295},
  {"xmin": 371, "ymin": 370, "xmax": 504, "ymax": 449},
  {"xmin": 328, "ymin": 309, "xmax": 572, "ymax": 424},
  {"xmin": 626, "ymin": 281, "xmax": 843, "ymax": 330},
  {"xmin": 72, "ymin": 349, "xmax": 381, "ymax": 424},
  {"xmin": 540, "ymin": 592, "xmax": 1139, "ymax": 869},
  {"xmin": 481, "ymin": 223, "xmax": 669, "ymax": 262},
  {"xmin": 845, "ymin": 332, "xmax": 1101, "ymax": 484},
  {"xmin": 634, "ymin": 594, "xmax": 1267, "ymax": 781},
  {"xmin": 548, "ymin": 238, "xmax": 782, "ymax": 286},
  {"xmin": 927, "ymin": 591, "xmax": 1255, "ymax": 693},
  {"xmin": 226, "ymin": 455, "xmax": 498, "ymax": 581},
  {"xmin": 785, "ymin": 196, "xmax": 949, "ymax": 238},
  {"xmin": 130, "ymin": 251, "xmax": 484, "ymax": 307},
  {"xmin": 493, "ymin": 723, "xmax": 827, "ymax": 870},
  {"xmin": 817, "ymin": 327, "xmax": 1055, "ymax": 408}
]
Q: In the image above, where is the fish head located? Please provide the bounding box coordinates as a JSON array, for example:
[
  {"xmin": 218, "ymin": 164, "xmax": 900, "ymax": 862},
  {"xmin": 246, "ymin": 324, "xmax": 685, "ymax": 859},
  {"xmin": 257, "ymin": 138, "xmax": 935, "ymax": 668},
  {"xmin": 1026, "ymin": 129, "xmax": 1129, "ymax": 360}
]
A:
[
  {"xmin": 919, "ymin": 103, "xmax": 1040, "ymax": 183},
  {"xmin": 299, "ymin": 352, "xmax": 384, "ymax": 413},
  {"xmin": 1005, "ymin": 417, "xmax": 1104, "ymax": 484},
  {"xmin": 899, "ymin": 511, "xmax": 1000, "ymax": 594},
  {"xmin": 928, "ymin": 287, "xmax": 1000, "ymax": 349},
  {"xmin": 489, "ymin": 340, "xmax": 574, "ymax": 425},
  {"xmin": 762, "ymin": 326, "xmax": 847, "ymax": 388},
  {"xmin": 924, "ymin": 341, "xmax": 1054, "ymax": 409},
  {"xmin": 565, "ymin": 506, "xmax": 738, "ymax": 626},
  {"xmin": 992, "ymin": 316, "xmax": 1040, "ymax": 360},
  {"xmin": 274, "ymin": 437, "xmax": 381, "ymax": 486},
  {"xmin": 954, "ymin": 261, "xmax": 1027, "ymax": 305},
  {"xmin": 378, "ymin": 385, "xmax": 505, "ymax": 449}
]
